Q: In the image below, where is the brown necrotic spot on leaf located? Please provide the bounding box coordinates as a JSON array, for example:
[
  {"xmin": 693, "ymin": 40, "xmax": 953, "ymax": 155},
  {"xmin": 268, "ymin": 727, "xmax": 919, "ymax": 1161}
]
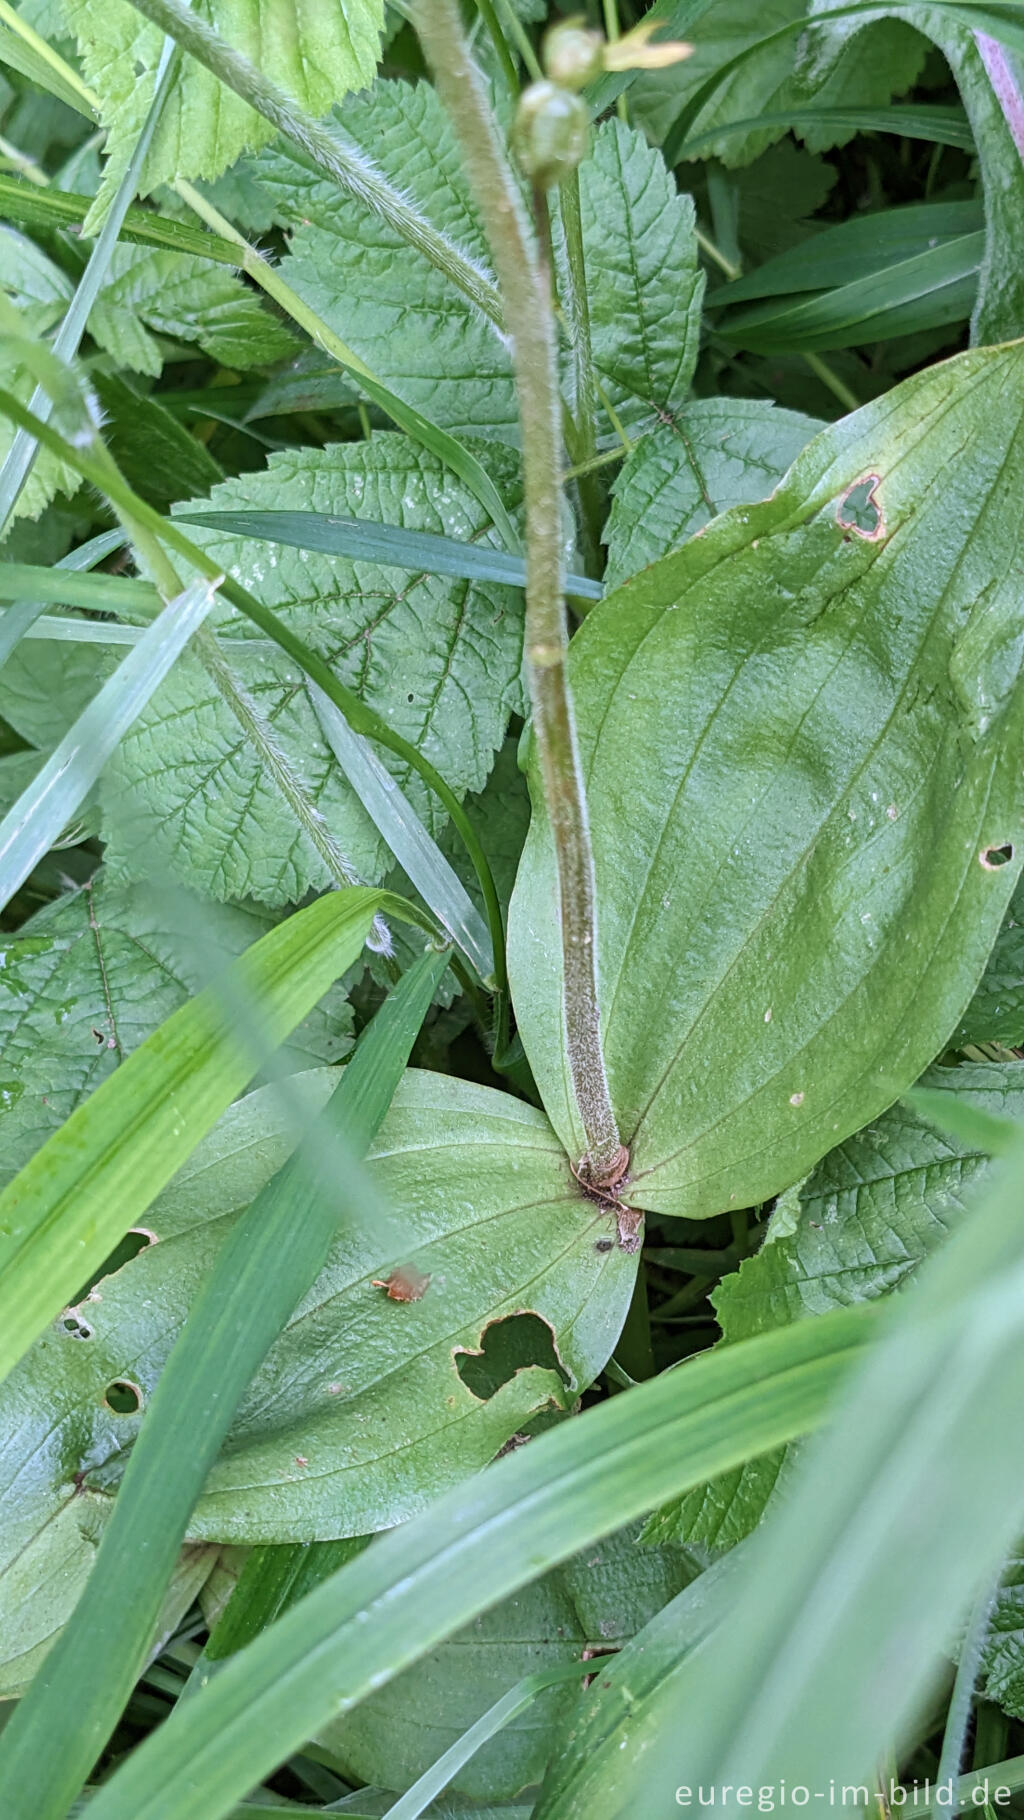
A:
[
  {"xmin": 371, "ymin": 1264, "xmax": 431, "ymax": 1302},
  {"xmin": 980, "ymin": 843, "xmax": 1015, "ymax": 870},
  {"xmin": 104, "ymin": 1380, "xmax": 142, "ymax": 1415},
  {"xmin": 837, "ymin": 474, "xmax": 884, "ymax": 540},
  {"xmin": 455, "ymin": 1312, "xmax": 571, "ymax": 1401}
]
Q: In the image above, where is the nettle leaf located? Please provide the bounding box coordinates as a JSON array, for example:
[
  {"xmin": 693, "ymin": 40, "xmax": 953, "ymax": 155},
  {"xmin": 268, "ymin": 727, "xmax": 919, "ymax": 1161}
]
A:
[
  {"xmin": 0, "ymin": 871, "xmax": 353, "ymax": 1187},
  {"xmin": 86, "ymin": 243, "xmax": 297, "ymax": 377},
  {"xmin": 0, "ymin": 1072, "xmax": 636, "ymax": 1666},
  {"xmin": 980, "ymin": 1548, "xmax": 1024, "ymax": 1721},
  {"xmin": 956, "ymin": 874, "xmax": 1024, "ymax": 1047},
  {"xmin": 65, "ymin": 0, "xmax": 384, "ymax": 212},
  {"xmin": 509, "ymin": 342, "xmax": 1024, "ymax": 1217},
  {"xmin": 262, "ymin": 89, "xmax": 702, "ymax": 440},
  {"xmin": 632, "ymin": 0, "xmax": 927, "ymax": 163},
  {"xmin": 1, "ymin": 220, "xmax": 293, "ymax": 382},
  {"xmin": 604, "ymin": 398, "xmax": 822, "ymax": 590},
  {"xmin": 92, "ymin": 435, "xmax": 525, "ymax": 906},
  {"xmin": 319, "ymin": 1523, "xmax": 699, "ymax": 1802},
  {"xmin": 646, "ymin": 1060, "xmax": 1024, "ymax": 1547}
]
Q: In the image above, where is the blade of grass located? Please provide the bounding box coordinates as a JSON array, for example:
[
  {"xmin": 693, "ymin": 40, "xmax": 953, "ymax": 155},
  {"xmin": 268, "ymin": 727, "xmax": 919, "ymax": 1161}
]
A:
[
  {"xmin": 174, "ymin": 184, "xmax": 520, "ymax": 555},
  {"xmin": 381, "ymin": 1659, "xmax": 595, "ymax": 1820},
  {"xmin": 671, "ymin": 103, "xmax": 974, "ymax": 162},
  {"xmin": 0, "ymin": 386, "xmax": 512, "ymax": 1017},
  {"xmin": 0, "ymin": 884, "xmax": 424, "ymax": 1386},
  {"xmin": 77, "ymin": 1303, "xmax": 879, "ymax": 1820},
  {"xmin": 0, "ymin": 174, "xmax": 246, "ymax": 264},
  {"xmin": 0, "ymin": 29, "xmax": 179, "ymax": 533},
  {"xmin": 0, "ymin": 574, "xmax": 217, "ymax": 912},
  {"xmin": 0, "ymin": 563, "xmax": 157, "ymax": 614},
  {"xmin": 311, "ymin": 685, "xmax": 494, "ymax": 982},
  {"xmin": 0, "ymin": 529, "xmax": 127, "ymax": 666},
  {"xmin": 0, "ymin": 949, "xmax": 450, "ymax": 1820},
  {"xmin": 0, "ymin": 18, "xmax": 98, "ymax": 119},
  {"xmin": 175, "ymin": 509, "xmax": 599, "ymax": 602}
]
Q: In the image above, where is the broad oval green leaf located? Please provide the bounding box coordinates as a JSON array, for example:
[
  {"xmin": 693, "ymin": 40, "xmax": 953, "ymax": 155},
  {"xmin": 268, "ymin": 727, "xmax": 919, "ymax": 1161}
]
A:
[{"xmin": 509, "ymin": 341, "xmax": 1024, "ymax": 1216}]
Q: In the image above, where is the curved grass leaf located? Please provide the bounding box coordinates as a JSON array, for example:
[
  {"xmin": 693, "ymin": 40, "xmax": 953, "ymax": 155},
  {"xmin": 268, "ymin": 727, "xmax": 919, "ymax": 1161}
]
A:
[
  {"xmin": 0, "ymin": 951, "xmax": 449, "ymax": 1820},
  {"xmin": 0, "ymin": 19, "xmax": 98, "ymax": 119},
  {"xmin": 670, "ymin": 101, "xmax": 973, "ymax": 161},
  {"xmin": 548, "ymin": 1128, "xmax": 1024, "ymax": 1818},
  {"xmin": 712, "ymin": 199, "xmax": 984, "ymax": 302},
  {"xmin": 716, "ymin": 230, "xmax": 983, "ymax": 353},
  {"xmin": 0, "ymin": 885, "xmax": 399, "ymax": 1385},
  {"xmin": 0, "ymin": 528, "xmax": 128, "ymax": 668},
  {"xmin": 175, "ymin": 509, "xmax": 602, "ymax": 603},
  {"xmin": 68, "ymin": 1302, "xmax": 877, "ymax": 1820},
  {"xmin": 0, "ymin": 175, "xmax": 245, "ymax": 265},
  {"xmin": 509, "ymin": 340, "xmax": 1024, "ymax": 1216},
  {"xmin": 0, "ymin": 577, "xmax": 217, "ymax": 914}
]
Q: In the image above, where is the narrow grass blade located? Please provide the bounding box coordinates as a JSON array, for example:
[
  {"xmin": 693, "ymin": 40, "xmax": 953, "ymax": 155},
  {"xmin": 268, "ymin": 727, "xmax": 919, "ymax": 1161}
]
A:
[
  {"xmin": 0, "ymin": 950, "xmax": 450, "ymax": 1820},
  {"xmin": 381, "ymin": 1660, "xmax": 594, "ymax": 1820},
  {"xmin": 0, "ymin": 175, "xmax": 246, "ymax": 264},
  {"xmin": 311, "ymin": 685, "xmax": 494, "ymax": 981},
  {"xmin": 0, "ymin": 885, "xmax": 411, "ymax": 1386},
  {"xmin": 0, "ymin": 529, "xmax": 127, "ymax": 666},
  {"xmin": 0, "ymin": 561, "xmax": 160, "ymax": 615},
  {"xmin": 0, "ymin": 20, "xmax": 97, "ymax": 118},
  {"xmin": 0, "ymin": 33, "xmax": 177, "ymax": 531},
  {"xmin": 177, "ymin": 509, "xmax": 602, "ymax": 603},
  {"xmin": 671, "ymin": 104, "xmax": 974, "ymax": 162},
  {"xmin": 0, "ymin": 576, "xmax": 217, "ymax": 912},
  {"xmin": 716, "ymin": 233, "xmax": 983, "ymax": 353},
  {"xmin": 79, "ymin": 1304, "xmax": 878, "ymax": 1820}
]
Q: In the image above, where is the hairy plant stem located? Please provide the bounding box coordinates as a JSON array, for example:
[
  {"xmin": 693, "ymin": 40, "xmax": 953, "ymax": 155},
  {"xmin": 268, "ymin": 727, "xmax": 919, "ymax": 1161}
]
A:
[
  {"xmin": 413, "ymin": 0, "xmax": 624, "ymax": 1185},
  {"xmin": 0, "ymin": 387, "xmax": 510, "ymax": 1018},
  {"xmin": 123, "ymin": 0, "xmax": 504, "ymax": 331}
]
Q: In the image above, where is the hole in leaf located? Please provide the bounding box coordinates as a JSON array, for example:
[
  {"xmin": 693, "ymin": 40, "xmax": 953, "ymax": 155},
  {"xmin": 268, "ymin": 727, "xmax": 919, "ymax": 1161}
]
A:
[
  {"xmin": 981, "ymin": 843, "xmax": 1014, "ymax": 870},
  {"xmin": 455, "ymin": 1312, "xmax": 571, "ymax": 1402},
  {"xmin": 62, "ymin": 1313, "xmax": 93, "ymax": 1340},
  {"xmin": 837, "ymin": 474, "xmax": 883, "ymax": 539},
  {"xmin": 104, "ymin": 1380, "xmax": 142, "ymax": 1415},
  {"xmin": 68, "ymin": 1228, "xmax": 155, "ymax": 1308}
]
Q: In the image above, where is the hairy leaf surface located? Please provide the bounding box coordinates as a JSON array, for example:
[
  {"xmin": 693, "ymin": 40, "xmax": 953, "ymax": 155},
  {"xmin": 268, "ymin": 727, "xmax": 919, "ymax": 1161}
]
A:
[
  {"xmin": 604, "ymin": 399, "xmax": 822, "ymax": 589},
  {"xmin": 89, "ymin": 436, "xmax": 526, "ymax": 905},
  {"xmin": 510, "ymin": 342, "xmax": 1024, "ymax": 1215},
  {"xmin": 65, "ymin": 0, "xmax": 384, "ymax": 212}
]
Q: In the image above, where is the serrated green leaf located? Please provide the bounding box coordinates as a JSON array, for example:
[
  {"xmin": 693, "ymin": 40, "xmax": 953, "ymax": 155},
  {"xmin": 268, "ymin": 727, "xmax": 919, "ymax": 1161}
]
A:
[
  {"xmin": 91, "ymin": 370, "xmax": 224, "ymax": 509},
  {"xmin": 262, "ymin": 94, "xmax": 702, "ymax": 441},
  {"xmin": 86, "ymin": 435, "xmax": 527, "ymax": 906},
  {"xmin": 0, "ymin": 575, "xmax": 218, "ymax": 914},
  {"xmin": 0, "ymin": 885, "xmax": 390, "ymax": 1383},
  {"xmin": 86, "ymin": 242, "xmax": 297, "ymax": 376},
  {"xmin": 957, "ymin": 874, "xmax": 1024, "ymax": 1046},
  {"xmin": 604, "ymin": 398, "xmax": 823, "ymax": 589},
  {"xmin": 632, "ymin": 0, "xmax": 928, "ymax": 163},
  {"xmin": 0, "ymin": 870, "xmax": 354, "ymax": 1187},
  {"xmin": 646, "ymin": 1060, "xmax": 1024, "ymax": 1546},
  {"xmin": 64, "ymin": 0, "xmax": 385, "ymax": 213},
  {"xmin": 320, "ymin": 1523, "xmax": 698, "ymax": 1802},
  {"xmin": 509, "ymin": 342, "xmax": 1024, "ymax": 1217}
]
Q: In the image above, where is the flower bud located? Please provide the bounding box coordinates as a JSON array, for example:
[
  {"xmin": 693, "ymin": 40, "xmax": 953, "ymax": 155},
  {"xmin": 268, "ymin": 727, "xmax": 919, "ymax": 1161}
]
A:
[
  {"xmin": 542, "ymin": 19, "xmax": 604, "ymax": 90},
  {"xmin": 512, "ymin": 81, "xmax": 589, "ymax": 190}
]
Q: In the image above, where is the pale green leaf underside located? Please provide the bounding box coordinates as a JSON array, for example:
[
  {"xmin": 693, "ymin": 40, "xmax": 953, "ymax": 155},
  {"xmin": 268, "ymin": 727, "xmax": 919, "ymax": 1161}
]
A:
[
  {"xmin": 510, "ymin": 341, "xmax": 1024, "ymax": 1218},
  {"xmin": 65, "ymin": 0, "xmax": 384, "ymax": 209},
  {"xmin": 261, "ymin": 93, "xmax": 702, "ymax": 441},
  {"xmin": 0, "ymin": 871, "xmax": 353, "ymax": 1188},
  {"xmin": 603, "ymin": 398, "xmax": 823, "ymax": 590},
  {"xmin": 0, "ymin": 1072, "xmax": 635, "ymax": 1670}
]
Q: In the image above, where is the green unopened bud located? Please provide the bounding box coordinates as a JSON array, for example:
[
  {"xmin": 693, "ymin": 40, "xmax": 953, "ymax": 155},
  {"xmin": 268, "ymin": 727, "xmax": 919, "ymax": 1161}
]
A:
[
  {"xmin": 512, "ymin": 81, "xmax": 589, "ymax": 190},
  {"xmin": 542, "ymin": 18, "xmax": 604, "ymax": 90}
]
